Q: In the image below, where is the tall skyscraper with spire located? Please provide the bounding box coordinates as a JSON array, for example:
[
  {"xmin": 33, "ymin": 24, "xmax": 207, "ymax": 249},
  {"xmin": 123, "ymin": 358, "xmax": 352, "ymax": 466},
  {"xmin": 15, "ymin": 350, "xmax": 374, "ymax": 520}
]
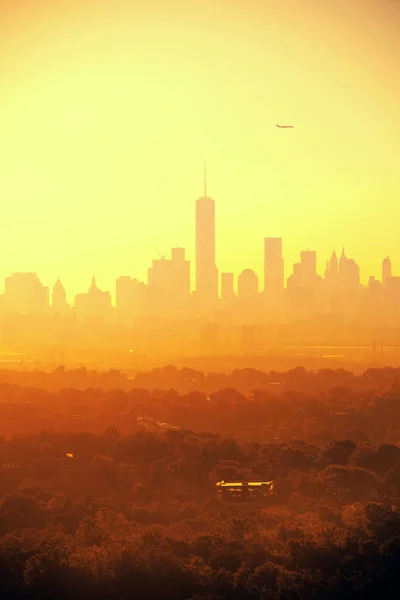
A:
[{"xmin": 195, "ymin": 164, "xmax": 218, "ymax": 311}]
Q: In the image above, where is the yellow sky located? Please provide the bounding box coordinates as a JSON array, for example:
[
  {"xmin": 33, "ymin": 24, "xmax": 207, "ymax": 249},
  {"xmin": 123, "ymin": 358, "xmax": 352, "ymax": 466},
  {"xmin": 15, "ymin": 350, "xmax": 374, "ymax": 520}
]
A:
[{"xmin": 0, "ymin": 0, "xmax": 399, "ymax": 301}]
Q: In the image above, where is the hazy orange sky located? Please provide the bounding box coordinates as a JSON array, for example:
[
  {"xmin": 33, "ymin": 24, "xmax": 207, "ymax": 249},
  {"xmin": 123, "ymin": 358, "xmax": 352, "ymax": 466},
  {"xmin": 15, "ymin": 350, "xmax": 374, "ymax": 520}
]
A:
[{"xmin": 1, "ymin": 0, "xmax": 400, "ymax": 301}]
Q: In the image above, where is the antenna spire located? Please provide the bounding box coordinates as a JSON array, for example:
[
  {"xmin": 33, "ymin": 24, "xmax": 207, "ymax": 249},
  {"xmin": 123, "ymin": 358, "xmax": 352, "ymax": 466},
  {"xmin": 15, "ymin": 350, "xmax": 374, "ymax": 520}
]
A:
[{"xmin": 204, "ymin": 162, "xmax": 207, "ymax": 197}]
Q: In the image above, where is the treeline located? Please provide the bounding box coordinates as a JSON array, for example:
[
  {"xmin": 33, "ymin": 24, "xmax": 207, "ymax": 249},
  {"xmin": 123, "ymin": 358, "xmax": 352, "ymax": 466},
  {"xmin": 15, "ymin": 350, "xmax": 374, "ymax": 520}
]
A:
[
  {"xmin": 2, "ymin": 367, "xmax": 400, "ymax": 597},
  {"xmin": 3, "ymin": 364, "xmax": 400, "ymax": 395},
  {"xmin": 2, "ymin": 428, "xmax": 400, "ymax": 598},
  {"xmin": 2, "ymin": 373, "xmax": 400, "ymax": 444}
]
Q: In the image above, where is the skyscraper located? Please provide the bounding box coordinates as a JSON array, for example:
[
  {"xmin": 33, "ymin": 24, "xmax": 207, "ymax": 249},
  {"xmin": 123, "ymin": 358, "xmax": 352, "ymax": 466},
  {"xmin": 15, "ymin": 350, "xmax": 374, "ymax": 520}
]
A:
[
  {"xmin": 195, "ymin": 165, "xmax": 218, "ymax": 309},
  {"xmin": 328, "ymin": 250, "xmax": 338, "ymax": 278},
  {"xmin": 300, "ymin": 250, "xmax": 317, "ymax": 283},
  {"xmin": 4, "ymin": 273, "xmax": 50, "ymax": 315},
  {"xmin": 339, "ymin": 249, "xmax": 360, "ymax": 289},
  {"xmin": 264, "ymin": 237, "xmax": 283, "ymax": 300},
  {"xmin": 74, "ymin": 277, "xmax": 113, "ymax": 324},
  {"xmin": 116, "ymin": 276, "xmax": 141, "ymax": 324},
  {"xmin": 147, "ymin": 247, "xmax": 191, "ymax": 318},
  {"xmin": 52, "ymin": 279, "xmax": 70, "ymax": 316},
  {"xmin": 238, "ymin": 269, "xmax": 259, "ymax": 299},
  {"xmin": 382, "ymin": 257, "xmax": 392, "ymax": 284},
  {"xmin": 148, "ymin": 248, "xmax": 190, "ymax": 297}
]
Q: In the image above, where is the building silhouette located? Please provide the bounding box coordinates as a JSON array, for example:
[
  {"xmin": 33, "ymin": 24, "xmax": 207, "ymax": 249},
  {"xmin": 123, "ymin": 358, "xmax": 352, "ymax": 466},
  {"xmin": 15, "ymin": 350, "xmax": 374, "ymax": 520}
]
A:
[
  {"xmin": 237, "ymin": 269, "xmax": 259, "ymax": 299},
  {"xmin": 339, "ymin": 248, "xmax": 360, "ymax": 290},
  {"xmin": 3, "ymin": 175, "xmax": 400, "ymax": 339},
  {"xmin": 2, "ymin": 273, "xmax": 49, "ymax": 315},
  {"xmin": 147, "ymin": 247, "xmax": 190, "ymax": 318},
  {"xmin": 325, "ymin": 250, "xmax": 338, "ymax": 283},
  {"xmin": 195, "ymin": 165, "xmax": 218, "ymax": 313},
  {"xmin": 264, "ymin": 237, "xmax": 283, "ymax": 302},
  {"xmin": 74, "ymin": 276, "xmax": 113, "ymax": 324},
  {"xmin": 52, "ymin": 279, "xmax": 70, "ymax": 316},
  {"xmin": 383, "ymin": 257, "xmax": 392, "ymax": 284},
  {"xmin": 286, "ymin": 262, "xmax": 302, "ymax": 289},
  {"xmin": 236, "ymin": 269, "xmax": 260, "ymax": 324},
  {"xmin": 383, "ymin": 276, "xmax": 400, "ymax": 326},
  {"xmin": 285, "ymin": 251, "xmax": 323, "ymax": 320},
  {"xmin": 365, "ymin": 275, "xmax": 382, "ymax": 323},
  {"xmin": 116, "ymin": 276, "xmax": 143, "ymax": 325},
  {"xmin": 300, "ymin": 250, "xmax": 317, "ymax": 284}
]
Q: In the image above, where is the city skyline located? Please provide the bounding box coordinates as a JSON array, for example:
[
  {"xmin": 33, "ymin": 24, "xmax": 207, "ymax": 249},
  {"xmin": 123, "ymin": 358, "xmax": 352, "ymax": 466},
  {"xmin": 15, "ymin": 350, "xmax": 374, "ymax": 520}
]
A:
[
  {"xmin": 0, "ymin": 167, "xmax": 398, "ymax": 366},
  {"xmin": 1, "ymin": 0, "xmax": 400, "ymax": 298},
  {"xmin": 0, "ymin": 175, "xmax": 399, "ymax": 305},
  {"xmin": 0, "ymin": 180, "xmax": 397, "ymax": 309}
]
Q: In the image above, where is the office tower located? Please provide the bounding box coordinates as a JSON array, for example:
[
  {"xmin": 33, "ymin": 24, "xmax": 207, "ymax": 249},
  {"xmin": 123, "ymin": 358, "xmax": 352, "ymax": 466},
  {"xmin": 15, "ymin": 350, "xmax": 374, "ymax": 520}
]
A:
[
  {"xmin": 236, "ymin": 269, "xmax": 261, "ymax": 325},
  {"xmin": 221, "ymin": 272, "xmax": 235, "ymax": 304},
  {"xmin": 300, "ymin": 250, "xmax": 317, "ymax": 283},
  {"xmin": 4, "ymin": 273, "xmax": 50, "ymax": 315},
  {"xmin": 147, "ymin": 247, "xmax": 190, "ymax": 317},
  {"xmin": 328, "ymin": 250, "xmax": 338, "ymax": 277},
  {"xmin": 364, "ymin": 276, "xmax": 382, "ymax": 325},
  {"xmin": 330, "ymin": 250, "xmax": 338, "ymax": 276},
  {"xmin": 148, "ymin": 248, "xmax": 190, "ymax": 296},
  {"xmin": 367, "ymin": 276, "xmax": 380, "ymax": 293},
  {"xmin": 52, "ymin": 279, "xmax": 70, "ymax": 315},
  {"xmin": 116, "ymin": 276, "xmax": 141, "ymax": 324},
  {"xmin": 171, "ymin": 247, "xmax": 186, "ymax": 262},
  {"xmin": 237, "ymin": 269, "xmax": 259, "ymax": 299},
  {"xmin": 383, "ymin": 276, "xmax": 400, "ymax": 326},
  {"xmin": 287, "ymin": 262, "xmax": 302, "ymax": 289},
  {"xmin": 339, "ymin": 248, "xmax": 360, "ymax": 289},
  {"xmin": 382, "ymin": 257, "xmax": 392, "ymax": 284},
  {"xmin": 264, "ymin": 237, "xmax": 283, "ymax": 299},
  {"xmin": 74, "ymin": 276, "xmax": 113, "ymax": 323},
  {"xmin": 195, "ymin": 165, "xmax": 218, "ymax": 309}
]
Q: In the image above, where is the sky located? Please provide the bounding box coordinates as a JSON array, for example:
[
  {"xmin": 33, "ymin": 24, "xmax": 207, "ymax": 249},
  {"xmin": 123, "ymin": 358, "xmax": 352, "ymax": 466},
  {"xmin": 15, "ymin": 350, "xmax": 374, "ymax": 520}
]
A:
[{"xmin": 0, "ymin": 0, "xmax": 400, "ymax": 302}]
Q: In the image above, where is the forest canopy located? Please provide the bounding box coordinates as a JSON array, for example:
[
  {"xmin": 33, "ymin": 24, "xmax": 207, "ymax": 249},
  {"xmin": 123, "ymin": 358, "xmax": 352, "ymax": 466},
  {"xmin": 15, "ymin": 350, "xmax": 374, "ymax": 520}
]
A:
[{"xmin": 1, "ymin": 365, "xmax": 400, "ymax": 598}]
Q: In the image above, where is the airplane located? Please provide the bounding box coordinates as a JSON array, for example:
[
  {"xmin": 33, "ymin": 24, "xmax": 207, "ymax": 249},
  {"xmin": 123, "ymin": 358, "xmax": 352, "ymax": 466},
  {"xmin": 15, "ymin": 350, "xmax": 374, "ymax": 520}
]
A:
[{"xmin": 276, "ymin": 124, "xmax": 294, "ymax": 129}]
